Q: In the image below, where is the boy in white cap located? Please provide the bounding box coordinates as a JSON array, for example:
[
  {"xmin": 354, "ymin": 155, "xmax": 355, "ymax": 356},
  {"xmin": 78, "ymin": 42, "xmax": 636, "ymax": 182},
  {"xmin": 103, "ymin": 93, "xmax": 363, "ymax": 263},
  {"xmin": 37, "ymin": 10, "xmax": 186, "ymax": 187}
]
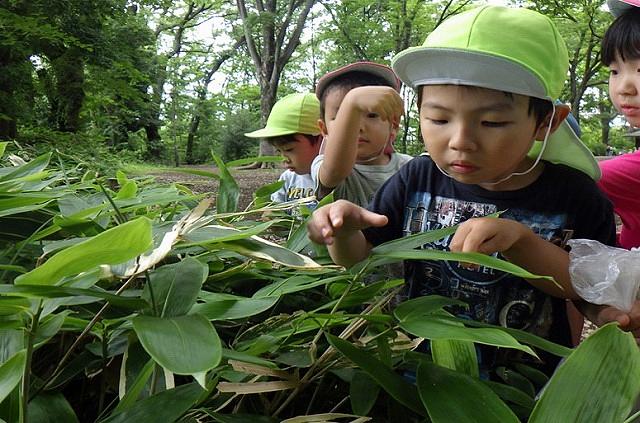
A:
[
  {"xmin": 312, "ymin": 62, "xmax": 412, "ymax": 207},
  {"xmin": 308, "ymin": 6, "xmax": 615, "ymax": 374},
  {"xmin": 245, "ymin": 93, "xmax": 322, "ymax": 209}
]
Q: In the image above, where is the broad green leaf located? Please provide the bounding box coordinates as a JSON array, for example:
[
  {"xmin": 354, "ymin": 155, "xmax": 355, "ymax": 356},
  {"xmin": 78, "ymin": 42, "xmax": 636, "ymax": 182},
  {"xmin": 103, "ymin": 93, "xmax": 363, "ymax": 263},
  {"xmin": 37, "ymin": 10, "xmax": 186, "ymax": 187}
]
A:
[
  {"xmin": 326, "ymin": 333, "xmax": 425, "ymax": 416},
  {"xmin": 99, "ymin": 383, "xmax": 204, "ymax": 423},
  {"xmin": 15, "ymin": 217, "xmax": 153, "ymax": 285},
  {"xmin": 371, "ymin": 224, "xmax": 459, "ymax": 255},
  {"xmin": 393, "ymin": 295, "xmax": 468, "ymax": 322},
  {"xmin": 191, "ymin": 296, "xmax": 278, "ymax": 321},
  {"xmin": 0, "ymin": 142, "xmax": 7, "ymax": 157},
  {"xmin": 529, "ymin": 323, "xmax": 640, "ymax": 422},
  {"xmin": 0, "ymin": 152, "xmax": 50, "ymax": 182},
  {"xmin": 253, "ymin": 275, "xmax": 350, "ymax": 298},
  {"xmin": 350, "ymin": 370, "xmax": 380, "ymax": 416},
  {"xmin": 115, "ymin": 180, "xmax": 138, "ymax": 200},
  {"xmin": 0, "ymin": 297, "xmax": 31, "ymax": 316},
  {"xmin": 226, "ymin": 155, "xmax": 283, "ymax": 167},
  {"xmin": 213, "ymin": 236, "xmax": 324, "ymax": 269},
  {"xmin": 203, "ymin": 412, "xmax": 278, "ymax": 422},
  {"xmin": 182, "ymin": 221, "xmax": 282, "ymax": 246},
  {"xmin": 132, "ymin": 314, "xmax": 221, "ymax": 375},
  {"xmin": 0, "ymin": 350, "xmax": 26, "ymax": 403},
  {"xmin": 398, "ymin": 314, "xmax": 536, "ymax": 357},
  {"xmin": 483, "ymin": 380, "xmax": 535, "ymax": 411},
  {"xmin": 212, "ymin": 153, "xmax": 239, "ymax": 213},
  {"xmin": 27, "ymin": 393, "xmax": 79, "ymax": 423},
  {"xmin": 417, "ymin": 361, "xmax": 519, "ymax": 422},
  {"xmin": 0, "ymin": 285, "xmax": 147, "ymax": 309},
  {"xmin": 254, "ymin": 179, "xmax": 284, "ymax": 199},
  {"xmin": 0, "ymin": 330, "xmax": 24, "ymax": 362},
  {"xmin": 143, "ymin": 257, "xmax": 207, "ymax": 317},
  {"xmin": 431, "ymin": 339, "xmax": 479, "ymax": 378},
  {"xmin": 372, "ymin": 249, "xmax": 551, "ymax": 282}
]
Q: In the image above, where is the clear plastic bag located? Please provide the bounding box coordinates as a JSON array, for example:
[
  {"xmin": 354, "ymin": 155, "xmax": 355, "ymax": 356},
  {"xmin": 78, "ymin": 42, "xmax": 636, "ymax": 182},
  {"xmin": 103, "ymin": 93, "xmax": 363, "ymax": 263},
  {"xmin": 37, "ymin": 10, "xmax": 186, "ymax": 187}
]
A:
[{"xmin": 568, "ymin": 239, "xmax": 640, "ymax": 312}]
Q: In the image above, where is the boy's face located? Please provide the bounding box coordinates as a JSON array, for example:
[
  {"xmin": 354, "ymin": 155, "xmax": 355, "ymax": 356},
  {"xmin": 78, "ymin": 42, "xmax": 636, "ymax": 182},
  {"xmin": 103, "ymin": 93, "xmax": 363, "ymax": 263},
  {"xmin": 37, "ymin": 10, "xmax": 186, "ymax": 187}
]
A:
[
  {"xmin": 420, "ymin": 85, "xmax": 544, "ymax": 191},
  {"xmin": 274, "ymin": 135, "xmax": 319, "ymax": 174},
  {"xmin": 609, "ymin": 55, "xmax": 640, "ymax": 127},
  {"xmin": 320, "ymin": 87, "xmax": 396, "ymax": 165}
]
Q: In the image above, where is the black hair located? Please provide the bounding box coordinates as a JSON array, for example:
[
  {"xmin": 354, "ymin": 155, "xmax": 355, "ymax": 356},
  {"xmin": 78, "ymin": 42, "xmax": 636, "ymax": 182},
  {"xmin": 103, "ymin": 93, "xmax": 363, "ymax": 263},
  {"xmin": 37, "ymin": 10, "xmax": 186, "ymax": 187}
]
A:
[
  {"xmin": 319, "ymin": 71, "xmax": 394, "ymax": 119},
  {"xmin": 416, "ymin": 86, "xmax": 553, "ymax": 127},
  {"xmin": 602, "ymin": 8, "xmax": 640, "ymax": 65},
  {"xmin": 267, "ymin": 133, "xmax": 322, "ymax": 147}
]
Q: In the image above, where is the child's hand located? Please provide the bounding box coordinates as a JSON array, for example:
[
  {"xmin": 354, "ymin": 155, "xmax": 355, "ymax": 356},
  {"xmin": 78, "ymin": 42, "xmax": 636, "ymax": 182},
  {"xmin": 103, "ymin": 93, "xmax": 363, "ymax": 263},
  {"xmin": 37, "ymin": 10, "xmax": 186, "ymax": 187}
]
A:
[
  {"xmin": 342, "ymin": 86, "xmax": 404, "ymax": 128},
  {"xmin": 307, "ymin": 199, "xmax": 388, "ymax": 245},
  {"xmin": 449, "ymin": 217, "xmax": 530, "ymax": 256}
]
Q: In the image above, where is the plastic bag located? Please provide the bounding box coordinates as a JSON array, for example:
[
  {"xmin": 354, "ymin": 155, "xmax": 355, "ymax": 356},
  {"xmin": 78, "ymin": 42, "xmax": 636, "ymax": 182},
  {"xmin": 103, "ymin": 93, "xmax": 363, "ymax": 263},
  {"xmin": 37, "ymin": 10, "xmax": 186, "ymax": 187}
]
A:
[{"xmin": 568, "ymin": 239, "xmax": 640, "ymax": 312}]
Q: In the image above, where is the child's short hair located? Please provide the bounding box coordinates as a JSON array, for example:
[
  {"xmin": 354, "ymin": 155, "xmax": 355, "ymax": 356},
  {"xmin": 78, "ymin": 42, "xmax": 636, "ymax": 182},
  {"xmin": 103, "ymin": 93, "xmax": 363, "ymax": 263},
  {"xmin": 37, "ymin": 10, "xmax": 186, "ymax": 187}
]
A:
[
  {"xmin": 602, "ymin": 7, "xmax": 640, "ymax": 65},
  {"xmin": 315, "ymin": 62, "xmax": 400, "ymax": 118},
  {"xmin": 267, "ymin": 133, "xmax": 322, "ymax": 147}
]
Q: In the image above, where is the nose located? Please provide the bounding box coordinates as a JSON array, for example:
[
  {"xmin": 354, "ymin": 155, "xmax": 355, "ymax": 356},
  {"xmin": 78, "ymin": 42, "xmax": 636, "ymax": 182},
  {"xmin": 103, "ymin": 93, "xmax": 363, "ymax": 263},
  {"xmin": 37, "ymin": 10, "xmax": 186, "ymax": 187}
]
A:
[
  {"xmin": 448, "ymin": 123, "xmax": 476, "ymax": 151},
  {"xmin": 616, "ymin": 73, "xmax": 638, "ymax": 97}
]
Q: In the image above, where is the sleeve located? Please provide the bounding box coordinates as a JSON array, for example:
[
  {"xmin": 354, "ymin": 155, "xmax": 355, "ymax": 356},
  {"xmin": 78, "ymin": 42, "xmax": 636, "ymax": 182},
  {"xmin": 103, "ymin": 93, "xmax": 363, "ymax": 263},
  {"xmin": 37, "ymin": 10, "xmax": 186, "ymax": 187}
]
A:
[
  {"xmin": 310, "ymin": 154, "xmax": 332, "ymax": 200},
  {"xmin": 598, "ymin": 152, "xmax": 640, "ymax": 248},
  {"xmin": 270, "ymin": 173, "xmax": 288, "ymax": 203}
]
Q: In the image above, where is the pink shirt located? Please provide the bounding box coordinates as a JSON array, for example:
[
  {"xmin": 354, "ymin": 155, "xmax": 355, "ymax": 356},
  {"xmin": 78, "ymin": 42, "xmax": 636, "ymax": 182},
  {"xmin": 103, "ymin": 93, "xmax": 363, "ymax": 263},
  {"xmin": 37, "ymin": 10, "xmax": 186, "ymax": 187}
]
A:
[{"xmin": 598, "ymin": 151, "xmax": 640, "ymax": 249}]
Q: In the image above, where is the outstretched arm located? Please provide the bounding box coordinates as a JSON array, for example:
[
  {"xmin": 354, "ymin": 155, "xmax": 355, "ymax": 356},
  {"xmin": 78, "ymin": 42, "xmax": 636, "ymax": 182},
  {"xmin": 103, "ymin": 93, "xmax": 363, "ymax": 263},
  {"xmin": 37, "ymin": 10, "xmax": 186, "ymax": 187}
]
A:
[
  {"xmin": 450, "ymin": 217, "xmax": 578, "ymax": 299},
  {"xmin": 307, "ymin": 200, "xmax": 388, "ymax": 267},
  {"xmin": 318, "ymin": 86, "xmax": 403, "ymax": 189}
]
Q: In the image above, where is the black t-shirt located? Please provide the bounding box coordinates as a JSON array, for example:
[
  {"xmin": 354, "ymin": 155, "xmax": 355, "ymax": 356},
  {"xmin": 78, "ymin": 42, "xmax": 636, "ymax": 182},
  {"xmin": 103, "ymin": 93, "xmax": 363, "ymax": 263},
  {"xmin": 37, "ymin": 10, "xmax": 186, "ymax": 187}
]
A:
[{"xmin": 363, "ymin": 155, "xmax": 616, "ymax": 372}]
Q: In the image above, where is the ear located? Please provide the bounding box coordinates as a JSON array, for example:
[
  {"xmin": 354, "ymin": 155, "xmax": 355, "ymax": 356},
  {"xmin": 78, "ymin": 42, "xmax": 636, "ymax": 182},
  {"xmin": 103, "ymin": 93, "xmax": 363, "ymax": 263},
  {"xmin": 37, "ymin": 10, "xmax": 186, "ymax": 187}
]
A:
[
  {"xmin": 318, "ymin": 119, "xmax": 328, "ymax": 137},
  {"xmin": 534, "ymin": 104, "xmax": 570, "ymax": 140}
]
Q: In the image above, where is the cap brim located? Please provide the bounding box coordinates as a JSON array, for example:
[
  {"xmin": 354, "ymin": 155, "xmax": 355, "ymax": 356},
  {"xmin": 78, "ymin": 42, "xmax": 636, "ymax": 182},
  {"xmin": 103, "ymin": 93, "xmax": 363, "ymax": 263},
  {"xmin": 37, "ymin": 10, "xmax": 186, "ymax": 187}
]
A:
[
  {"xmin": 392, "ymin": 47, "xmax": 548, "ymax": 100},
  {"xmin": 528, "ymin": 119, "xmax": 601, "ymax": 180},
  {"xmin": 244, "ymin": 127, "xmax": 297, "ymax": 138},
  {"xmin": 315, "ymin": 62, "xmax": 400, "ymax": 99},
  {"xmin": 608, "ymin": 0, "xmax": 639, "ymax": 17}
]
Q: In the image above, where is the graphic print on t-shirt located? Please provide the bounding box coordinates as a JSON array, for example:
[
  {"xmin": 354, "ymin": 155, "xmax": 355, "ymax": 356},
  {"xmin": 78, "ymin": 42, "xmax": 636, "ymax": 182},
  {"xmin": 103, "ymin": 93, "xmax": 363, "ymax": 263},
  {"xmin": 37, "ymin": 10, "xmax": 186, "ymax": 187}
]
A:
[{"xmin": 402, "ymin": 191, "xmax": 569, "ymax": 331}]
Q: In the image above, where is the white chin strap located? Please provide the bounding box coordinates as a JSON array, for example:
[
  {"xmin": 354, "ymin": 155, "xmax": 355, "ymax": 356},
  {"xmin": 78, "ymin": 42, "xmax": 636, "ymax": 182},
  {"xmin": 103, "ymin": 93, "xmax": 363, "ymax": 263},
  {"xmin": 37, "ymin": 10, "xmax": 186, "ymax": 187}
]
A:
[{"xmin": 434, "ymin": 103, "xmax": 555, "ymax": 186}]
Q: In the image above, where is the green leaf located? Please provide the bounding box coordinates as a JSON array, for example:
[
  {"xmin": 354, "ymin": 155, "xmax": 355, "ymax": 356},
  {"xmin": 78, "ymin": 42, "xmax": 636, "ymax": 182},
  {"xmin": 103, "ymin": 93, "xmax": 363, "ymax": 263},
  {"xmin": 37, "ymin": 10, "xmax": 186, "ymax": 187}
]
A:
[
  {"xmin": 0, "ymin": 350, "xmax": 26, "ymax": 403},
  {"xmin": 15, "ymin": 217, "xmax": 153, "ymax": 285},
  {"xmin": 211, "ymin": 153, "xmax": 239, "ymax": 213},
  {"xmin": 372, "ymin": 249, "xmax": 551, "ymax": 281},
  {"xmin": 113, "ymin": 359, "xmax": 155, "ymax": 413},
  {"xmin": 431, "ymin": 339, "xmax": 479, "ymax": 378},
  {"xmin": 132, "ymin": 314, "xmax": 221, "ymax": 375},
  {"xmin": 417, "ymin": 361, "xmax": 519, "ymax": 422},
  {"xmin": 326, "ymin": 333, "xmax": 425, "ymax": 416},
  {"xmin": 99, "ymin": 383, "xmax": 204, "ymax": 423},
  {"xmin": 0, "ymin": 285, "xmax": 147, "ymax": 309},
  {"xmin": 226, "ymin": 155, "xmax": 283, "ymax": 167},
  {"xmin": 252, "ymin": 275, "xmax": 350, "ymax": 298},
  {"xmin": 191, "ymin": 295, "xmax": 278, "ymax": 321},
  {"xmin": 27, "ymin": 393, "xmax": 79, "ymax": 423},
  {"xmin": 143, "ymin": 258, "xmax": 207, "ymax": 317},
  {"xmin": 398, "ymin": 314, "xmax": 536, "ymax": 357},
  {"xmin": 350, "ymin": 370, "xmax": 380, "ymax": 416},
  {"xmin": 393, "ymin": 295, "xmax": 468, "ymax": 322},
  {"xmin": 529, "ymin": 323, "xmax": 640, "ymax": 422}
]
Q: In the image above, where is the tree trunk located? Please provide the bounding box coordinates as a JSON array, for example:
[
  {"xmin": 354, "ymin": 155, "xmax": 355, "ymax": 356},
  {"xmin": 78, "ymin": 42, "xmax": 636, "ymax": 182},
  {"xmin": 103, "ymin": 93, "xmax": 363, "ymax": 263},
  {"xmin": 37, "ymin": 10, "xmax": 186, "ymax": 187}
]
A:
[
  {"xmin": 0, "ymin": 47, "xmax": 19, "ymax": 140},
  {"xmin": 52, "ymin": 49, "xmax": 85, "ymax": 132}
]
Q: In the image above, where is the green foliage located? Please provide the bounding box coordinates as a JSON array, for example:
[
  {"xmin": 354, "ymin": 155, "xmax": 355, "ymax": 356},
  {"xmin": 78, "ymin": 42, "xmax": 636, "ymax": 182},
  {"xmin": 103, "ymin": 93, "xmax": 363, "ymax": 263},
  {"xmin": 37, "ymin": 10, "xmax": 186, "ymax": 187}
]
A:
[{"xmin": 1, "ymin": 150, "xmax": 639, "ymax": 422}]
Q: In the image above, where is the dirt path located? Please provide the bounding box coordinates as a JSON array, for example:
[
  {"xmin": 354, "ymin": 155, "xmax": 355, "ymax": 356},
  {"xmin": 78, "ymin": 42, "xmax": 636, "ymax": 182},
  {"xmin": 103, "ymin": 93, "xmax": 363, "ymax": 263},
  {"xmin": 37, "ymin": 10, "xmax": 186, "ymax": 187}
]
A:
[{"xmin": 149, "ymin": 166, "xmax": 282, "ymax": 210}]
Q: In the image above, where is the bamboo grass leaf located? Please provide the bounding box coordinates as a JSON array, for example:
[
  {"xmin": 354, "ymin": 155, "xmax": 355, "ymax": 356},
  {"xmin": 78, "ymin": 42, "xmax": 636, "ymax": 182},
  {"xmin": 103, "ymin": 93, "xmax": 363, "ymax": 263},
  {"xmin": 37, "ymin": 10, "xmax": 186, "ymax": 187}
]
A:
[
  {"xmin": 132, "ymin": 314, "xmax": 221, "ymax": 375},
  {"xmin": 417, "ymin": 361, "xmax": 519, "ymax": 422},
  {"xmin": 15, "ymin": 217, "xmax": 153, "ymax": 285},
  {"xmin": 326, "ymin": 333, "xmax": 426, "ymax": 416},
  {"xmin": 529, "ymin": 323, "xmax": 640, "ymax": 422}
]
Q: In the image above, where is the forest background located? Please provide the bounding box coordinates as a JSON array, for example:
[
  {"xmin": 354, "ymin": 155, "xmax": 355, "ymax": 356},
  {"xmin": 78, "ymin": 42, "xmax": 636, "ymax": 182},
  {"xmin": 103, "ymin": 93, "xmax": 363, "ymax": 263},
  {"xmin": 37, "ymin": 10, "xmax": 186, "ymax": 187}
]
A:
[{"xmin": 1, "ymin": 0, "xmax": 633, "ymax": 173}]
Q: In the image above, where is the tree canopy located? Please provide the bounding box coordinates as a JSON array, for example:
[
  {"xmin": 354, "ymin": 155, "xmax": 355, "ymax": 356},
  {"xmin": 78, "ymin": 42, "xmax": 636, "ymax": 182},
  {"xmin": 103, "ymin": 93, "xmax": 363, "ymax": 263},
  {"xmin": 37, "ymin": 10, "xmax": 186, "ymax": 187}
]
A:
[{"xmin": 0, "ymin": 0, "xmax": 633, "ymax": 165}]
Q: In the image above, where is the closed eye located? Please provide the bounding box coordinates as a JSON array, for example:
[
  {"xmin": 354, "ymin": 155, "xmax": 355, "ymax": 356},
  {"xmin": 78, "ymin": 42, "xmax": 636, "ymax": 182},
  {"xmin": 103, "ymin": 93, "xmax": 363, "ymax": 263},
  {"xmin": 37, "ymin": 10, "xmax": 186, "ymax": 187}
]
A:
[
  {"xmin": 426, "ymin": 118, "xmax": 447, "ymax": 125},
  {"xmin": 482, "ymin": 121, "xmax": 509, "ymax": 127}
]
